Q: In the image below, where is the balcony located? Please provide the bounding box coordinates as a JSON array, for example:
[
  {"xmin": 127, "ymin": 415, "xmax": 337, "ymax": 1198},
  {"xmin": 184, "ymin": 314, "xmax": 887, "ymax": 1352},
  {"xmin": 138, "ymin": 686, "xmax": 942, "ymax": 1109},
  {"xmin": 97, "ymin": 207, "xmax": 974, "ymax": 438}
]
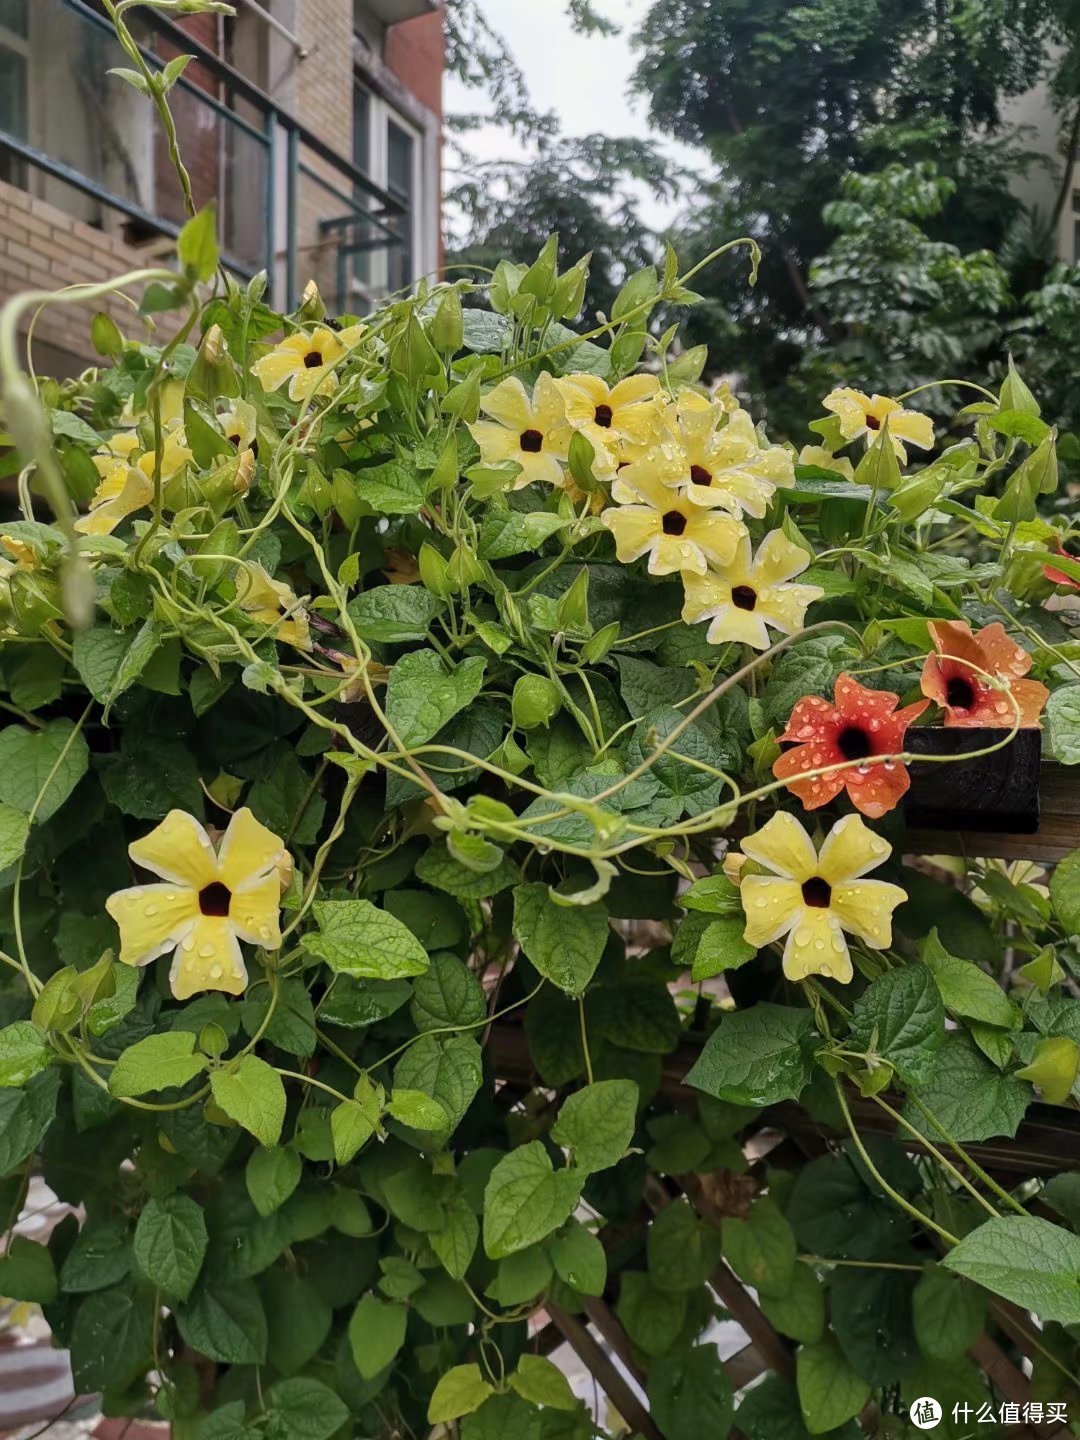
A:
[{"xmin": 0, "ymin": 0, "xmax": 410, "ymax": 313}]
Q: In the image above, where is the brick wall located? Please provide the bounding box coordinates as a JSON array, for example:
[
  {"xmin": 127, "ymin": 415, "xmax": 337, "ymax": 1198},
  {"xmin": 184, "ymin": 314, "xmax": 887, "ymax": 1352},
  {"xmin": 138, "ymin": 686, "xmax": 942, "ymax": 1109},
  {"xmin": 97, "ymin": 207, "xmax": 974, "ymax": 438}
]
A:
[
  {"xmin": 0, "ymin": 180, "xmax": 183, "ymax": 374},
  {"xmin": 384, "ymin": 3, "xmax": 444, "ymax": 121}
]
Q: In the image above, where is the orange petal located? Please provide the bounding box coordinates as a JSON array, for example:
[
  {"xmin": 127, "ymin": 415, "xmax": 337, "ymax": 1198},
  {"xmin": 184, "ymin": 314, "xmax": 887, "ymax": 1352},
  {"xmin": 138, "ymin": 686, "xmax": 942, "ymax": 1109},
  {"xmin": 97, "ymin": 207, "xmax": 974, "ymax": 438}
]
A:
[{"xmin": 845, "ymin": 760, "xmax": 911, "ymax": 819}]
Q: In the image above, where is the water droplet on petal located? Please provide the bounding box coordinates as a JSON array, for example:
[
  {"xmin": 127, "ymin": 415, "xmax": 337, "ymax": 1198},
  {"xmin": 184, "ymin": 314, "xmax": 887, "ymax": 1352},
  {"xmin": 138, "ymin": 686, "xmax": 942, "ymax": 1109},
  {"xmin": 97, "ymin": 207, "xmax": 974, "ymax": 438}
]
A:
[
  {"xmin": 144, "ymin": 903, "xmax": 159, "ymax": 917},
  {"xmin": 181, "ymin": 935, "xmax": 195, "ymax": 952},
  {"xmin": 198, "ymin": 942, "xmax": 216, "ymax": 958},
  {"xmin": 210, "ymin": 963, "xmax": 223, "ymax": 979}
]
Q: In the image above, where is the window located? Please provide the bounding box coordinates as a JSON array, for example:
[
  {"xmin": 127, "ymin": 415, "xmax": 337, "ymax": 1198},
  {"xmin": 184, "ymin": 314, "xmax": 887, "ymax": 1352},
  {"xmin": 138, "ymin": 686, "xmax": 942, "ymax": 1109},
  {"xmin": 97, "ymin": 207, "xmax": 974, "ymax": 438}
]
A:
[
  {"xmin": 0, "ymin": 0, "xmax": 29, "ymax": 186},
  {"xmin": 351, "ymin": 80, "xmax": 421, "ymax": 306}
]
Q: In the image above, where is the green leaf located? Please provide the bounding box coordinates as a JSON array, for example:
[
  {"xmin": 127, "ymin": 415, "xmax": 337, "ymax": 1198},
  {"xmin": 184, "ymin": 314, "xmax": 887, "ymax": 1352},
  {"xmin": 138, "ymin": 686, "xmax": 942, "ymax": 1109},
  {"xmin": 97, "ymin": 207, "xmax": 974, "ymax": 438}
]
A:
[
  {"xmin": 347, "ymin": 584, "xmax": 444, "ymax": 643},
  {"xmin": 509, "ymin": 1354, "xmax": 577, "ymax": 1411},
  {"xmin": 847, "ymin": 963, "xmax": 944, "ymax": 1087},
  {"xmin": 263, "ymin": 1272, "xmax": 331, "ymax": 1376},
  {"xmin": 646, "ymin": 1197, "xmax": 722, "ymax": 1293},
  {"xmin": 1016, "ymin": 1035, "xmax": 1080, "ymax": 1104},
  {"xmin": 431, "ymin": 1191, "xmax": 479, "ymax": 1280},
  {"xmin": 385, "ymin": 651, "xmax": 486, "ymax": 747},
  {"xmin": 912, "ymin": 1266, "xmax": 986, "ymax": 1361},
  {"xmin": 0, "ymin": 719, "xmax": 89, "ymax": 822},
  {"xmin": 211, "ymin": 1055, "xmax": 286, "ymax": 1148},
  {"xmin": 0, "ymin": 1236, "xmax": 57, "ymax": 1303},
  {"xmin": 902, "ymin": 1033, "xmax": 1031, "ymax": 1144},
  {"xmin": 760, "ymin": 1262, "xmax": 825, "ymax": 1343},
  {"xmin": 478, "ymin": 508, "xmax": 569, "ymax": 559},
  {"xmin": 722, "ymin": 1197, "xmax": 796, "ymax": 1297},
  {"xmin": 686, "ymin": 1004, "xmax": 815, "ymax": 1106},
  {"xmin": 1051, "ymin": 848, "xmax": 1080, "ymax": 934},
  {"xmin": 263, "ymin": 1379, "xmax": 349, "ymax": 1440},
  {"xmin": 195, "ymin": 1402, "xmax": 257, "ymax": 1440},
  {"xmin": 307, "ymin": 899, "xmax": 430, "ymax": 979},
  {"xmin": 411, "ymin": 953, "xmax": 487, "ymax": 1032},
  {"xmin": 429, "ymin": 1364, "xmax": 495, "ymax": 1424},
  {"xmin": 393, "ymin": 1034, "xmax": 483, "ymax": 1133},
  {"xmin": 942, "ymin": 1215, "xmax": 1080, "ymax": 1323},
  {"xmin": 513, "ymin": 883, "xmax": 609, "ymax": 995},
  {"xmin": 178, "ymin": 204, "xmax": 219, "ymax": 282},
  {"xmin": 483, "ymin": 1142, "xmax": 583, "ymax": 1259},
  {"xmin": 920, "ymin": 929, "xmax": 1019, "ymax": 1029},
  {"xmin": 70, "ymin": 1284, "xmax": 153, "ymax": 1392},
  {"xmin": 1047, "ymin": 686, "xmax": 1080, "ymax": 765},
  {"xmin": 331, "ymin": 1097, "xmax": 380, "ymax": 1165},
  {"xmin": 796, "ymin": 1335, "xmax": 871, "ymax": 1435},
  {"xmin": 0, "ymin": 1069, "xmax": 59, "ymax": 1172},
  {"xmin": 348, "ymin": 1292, "xmax": 407, "ymax": 1380},
  {"xmin": 550, "ymin": 1079, "xmax": 637, "ymax": 1173},
  {"xmin": 109, "ymin": 1031, "xmax": 207, "ymax": 1098},
  {"xmin": 60, "ymin": 1218, "xmax": 131, "ymax": 1293},
  {"xmin": 679, "ymin": 914, "xmax": 757, "ymax": 981},
  {"xmin": 133, "ymin": 1194, "xmax": 208, "ymax": 1301},
  {"xmin": 680, "ymin": 872, "xmax": 743, "ymax": 915},
  {"xmin": 386, "ymin": 1088, "xmax": 449, "ymax": 1130},
  {"xmin": 0, "ymin": 803, "xmax": 29, "ymax": 870},
  {"xmin": 615, "ymin": 1270, "xmax": 686, "ymax": 1357},
  {"xmin": 739, "ymin": 1376, "xmax": 855, "ymax": 1440},
  {"xmin": 550, "ymin": 1219, "xmax": 606, "ymax": 1296},
  {"xmin": 0, "ymin": 1021, "xmax": 50, "ymax": 1087},
  {"xmin": 246, "ymin": 1146, "xmax": 302, "ymax": 1217},
  {"xmin": 176, "ymin": 1277, "xmax": 268, "ymax": 1365},
  {"xmin": 648, "ymin": 1345, "xmax": 733, "ymax": 1440}
]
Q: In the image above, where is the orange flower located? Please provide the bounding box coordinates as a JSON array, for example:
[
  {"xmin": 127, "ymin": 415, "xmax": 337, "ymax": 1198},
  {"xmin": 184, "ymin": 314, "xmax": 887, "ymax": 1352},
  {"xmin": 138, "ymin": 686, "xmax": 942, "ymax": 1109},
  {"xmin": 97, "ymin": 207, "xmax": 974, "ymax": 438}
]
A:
[
  {"xmin": 773, "ymin": 674, "xmax": 929, "ymax": 819},
  {"xmin": 920, "ymin": 621, "xmax": 1048, "ymax": 728}
]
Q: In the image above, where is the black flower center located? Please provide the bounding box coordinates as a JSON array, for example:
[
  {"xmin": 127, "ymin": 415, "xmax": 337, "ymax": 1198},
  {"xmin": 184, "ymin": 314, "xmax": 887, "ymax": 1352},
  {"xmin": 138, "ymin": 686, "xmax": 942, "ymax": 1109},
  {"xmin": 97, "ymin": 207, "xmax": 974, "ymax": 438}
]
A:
[
  {"xmin": 520, "ymin": 429, "xmax": 543, "ymax": 453},
  {"xmin": 303, "ymin": 351, "xmax": 324, "ymax": 369},
  {"xmin": 837, "ymin": 725, "xmax": 872, "ymax": 760},
  {"xmin": 662, "ymin": 510, "xmax": 687, "ymax": 536},
  {"xmin": 866, "ymin": 413, "xmax": 881, "ymax": 430},
  {"xmin": 199, "ymin": 882, "xmax": 232, "ymax": 917},
  {"xmin": 228, "ymin": 434, "xmax": 242, "ymax": 447},
  {"xmin": 946, "ymin": 676, "xmax": 976, "ymax": 711},
  {"xmin": 690, "ymin": 463, "xmax": 712, "ymax": 486},
  {"xmin": 801, "ymin": 876, "xmax": 832, "ymax": 908},
  {"xmin": 594, "ymin": 403, "xmax": 613, "ymax": 428},
  {"xmin": 731, "ymin": 585, "xmax": 757, "ymax": 611}
]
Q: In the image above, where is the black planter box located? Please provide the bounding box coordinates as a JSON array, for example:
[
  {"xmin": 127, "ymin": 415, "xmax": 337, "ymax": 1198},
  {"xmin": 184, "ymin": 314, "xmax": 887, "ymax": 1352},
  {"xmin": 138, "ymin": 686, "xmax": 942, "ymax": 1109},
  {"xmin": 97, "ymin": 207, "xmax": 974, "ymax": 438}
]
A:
[{"xmin": 903, "ymin": 727, "xmax": 1041, "ymax": 834}]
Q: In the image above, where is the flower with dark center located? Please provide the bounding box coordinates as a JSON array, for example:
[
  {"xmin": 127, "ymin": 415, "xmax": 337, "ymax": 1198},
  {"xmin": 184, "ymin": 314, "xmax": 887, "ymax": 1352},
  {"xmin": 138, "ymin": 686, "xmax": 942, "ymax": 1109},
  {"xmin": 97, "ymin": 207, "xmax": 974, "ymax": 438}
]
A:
[
  {"xmin": 199, "ymin": 882, "xmax": 232, "ymax": 917},
  {"xmin": 303, "ymin": 351, "xmax": 324, "ymax": 369},
  {"xmin": 737, "ymin": 811, "xmax": 905, "ymax": 984},
  {"xmin": 821, "ymin": 386, "xmax": 935, "ymax": 464},
  {"xmin": 601, "ymin": 467, "xmax": 744, "ymax": 577},
  {"xmin": 773, "ymin": 673, "xmax": 928, "ymax": 819},
  {"xmin": 730, "ymin": 584, "xmax": 757, "ymax": 611},
  {"xmin": 519, "ymin": 429, "xmax": 544, "ymax": 453},
  {"xmin": 468, "ymin": 373, "xmax": 572, "ymax": 489},
  {"xmin": 920, "ymin": 620, "xmax": 1048, "ymax": 729},
  {"xmin": 689, "ymin": 463, "xmax": 712, "ymax": 486},
  {"xmin": 594, "ymin": 404, "xmax": 613, "ymax": 427},
  {"xmin": 662, "ymin": 510, "xmax": 687, "ymax": 536},
  {"xmin": 682, "ymin": 530, "xmax": 823, "ymax": 650}
]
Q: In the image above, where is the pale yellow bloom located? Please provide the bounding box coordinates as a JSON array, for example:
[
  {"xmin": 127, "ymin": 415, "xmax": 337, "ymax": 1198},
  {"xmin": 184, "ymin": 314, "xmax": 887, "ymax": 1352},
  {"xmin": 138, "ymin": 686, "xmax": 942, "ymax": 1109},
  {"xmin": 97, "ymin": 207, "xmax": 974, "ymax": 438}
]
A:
[
  {"xmin": 468, "ymin": 374, "xmax": 573, "ymax": 489},
  {"xmin": 681, "ymin": 530, "xmax": 824, "ymax": 649},
  {"xmin": 252, "ymin": 324, "xmax": 365, "ymax": 402},
  {"xmin": 106, "ymin": 808, "xmax": 291, "ymax": 1000},
  {"xmin": 120, "ymin": 376, "xmax": 186, "ymax": 429},
  {"xmin": 601, "ymin": 466, "xmax": 746, "ymax": 577},
  {"xmin": 616, "ymin": 397, "xmax": 792, "ymax": 519},
  {"xmin": 238, "ymin": 563, "xmax": 311, "ymax": 650},
  {"xmin": 555, "ymin": 373, "xmax": 665, "ymax": 472},
  {"xmin": 739, "ymin": 812, "xmax": 906, "ymax": 984},
  {"xmin": 218, "ymin": 398, "xmax": 258, "ymax": 454},
  {"xmin": 75, "ymin": 429, "xmax": 192, "ymax": 536},
  {"xmin": 822, "ymin": 388, "xmax": 934, "ymax": 464},
  {"xmin": 798, "ymin": 444, "xmax": 855, "ymax": 480}
]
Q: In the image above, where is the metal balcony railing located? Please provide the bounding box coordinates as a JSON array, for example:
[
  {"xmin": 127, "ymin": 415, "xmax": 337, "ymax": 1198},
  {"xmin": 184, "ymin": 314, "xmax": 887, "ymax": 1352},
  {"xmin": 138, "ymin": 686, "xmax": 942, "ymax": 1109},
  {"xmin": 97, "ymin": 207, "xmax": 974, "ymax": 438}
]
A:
[{"xmin": 0, "ymin": 0, "xmax": 407, "ymax": 312}]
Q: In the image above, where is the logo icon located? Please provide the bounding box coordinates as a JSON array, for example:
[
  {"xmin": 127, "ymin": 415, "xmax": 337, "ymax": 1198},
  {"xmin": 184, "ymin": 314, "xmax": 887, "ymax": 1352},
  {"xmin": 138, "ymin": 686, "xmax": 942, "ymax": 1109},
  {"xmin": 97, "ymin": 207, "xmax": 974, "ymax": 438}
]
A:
[{"xmin": 910, "ymin": 1398, "xmax": 943, "ymax": 1430}]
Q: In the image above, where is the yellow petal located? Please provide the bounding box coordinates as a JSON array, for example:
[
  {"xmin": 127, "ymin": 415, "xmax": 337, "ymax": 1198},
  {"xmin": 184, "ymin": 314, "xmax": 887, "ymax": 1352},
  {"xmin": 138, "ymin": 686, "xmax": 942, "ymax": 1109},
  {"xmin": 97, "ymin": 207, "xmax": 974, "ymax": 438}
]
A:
[
  {"xmin": 516, "ymin": 450, "xmax": 568, "ymax": 488},
  {"xmin": 228, "ymin": 874, "xmax": 283, "ymax": 949},
  {"xmin": 217, "ymin": 806, "xmax": 289, "ymax": 890},
  {"xmin": 890, "ymin": 409, "xmax": 935, "ymax": 452},
  {"xmin": 129, "ymin": 809, "xmax": 218, "ymax": 887},
  {"xmin": 602, "ymin": 506, "xmax": 660, "ymax": 563},
  {"xmin": 252, "ymin": 346, "xmax": 303, "ymax": 394},
  {"xmin": 469, "ymin": 420, "xmax": 525, "ymax": 466},
  {"xmin": 705, "ymin": 606, "xmax": 771, "ymax": 649},
  {"xmin": 799, "ymin": 445, "xmax": 854, "ymax": 480},
  {"xmin": 650, "ymin": 535, "xmax": 708, "ymax": 576},
  {"xmin": 782, "ymin": 908, "xmax": 853, "ymax": 983},
  {"xmin": 556, "ymin": 373, "xmax": 607, "ymax": 423},
  {"xmin": 817, "ymin": 813, "xmax": 893, "ymax": 885},
  {"xmin": 681, "ymin": 569, "xmax": 733, "ymax": 625},
  {"xmin": 684, "ymin": 511, "xmax": 746, "ymax": 568},
  {"xmin": 755, "ymin": 582, "xmax": 823, "ymax": 636},
  {"xmin": 168, "ymin": 916, "xmax": 248, "ymax": 1000},
  {"xmin": 751, "ymin": 530, "xmax": 811, "ymax": 588},
  {"xmin": 741, "ymin": 875, "xmax": 803, "ymax": 946},
  {"xmin": 611, "ymin": 374, "xmax": 661, "ymax": 408},
  {"xmin": 106, "ymin": 883, "xmax": 198, "ymax": 968},
  {"xmin": 822, "ymin": 387, "xmax": 873, "ymax": 439},
  {"xmin": 74, "ymin": 466, "xmax": 154, "ymax": 536},
  {"xmin": 479, "ymin": 377, "xmax": 534, "ymax": 432},
  {"xmin": 830, "ymin": 878, "xmax": 906, "ymax": 950},
  {"xmin": 614, "ymin": 459, "xmax": 682, "ymax": 508},
  {"xmin": 741, "ymin": 812, "xmax": 817, "ymax": 882}
]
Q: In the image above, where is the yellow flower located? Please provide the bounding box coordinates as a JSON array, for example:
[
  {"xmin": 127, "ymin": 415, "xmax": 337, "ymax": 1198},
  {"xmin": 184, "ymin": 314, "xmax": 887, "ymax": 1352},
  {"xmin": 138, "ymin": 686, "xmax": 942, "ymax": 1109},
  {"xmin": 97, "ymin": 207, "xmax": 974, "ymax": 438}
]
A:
[
  {"xmin": 120, "ymin": 376, "xmax": 186, "ymax": 429},
  {"xmin": 238, "ymin": 563, "xmax": 311, "ymax": 650},
  {"xmin": 106, "ymin": 807, "xmax": 291, "ymax": 1000},
  {"xmin": 252, "ymin": 324, "xmax": 365, "ymax": 402},
  {"xmin": 218, "ymin": 399, "xmax": 258, "ymax": 455},
  {"xmin": 601, "ymin": 467, "xmax": 746, "ymax": 576},
  {"xmin": 822, "ymin": 388, "xmax": 934, "ymax": 464},
  {"xmin": 798, "ymin": 444, "xmax": 855, "ymax": 480},
  {"xmin": 468, "ymin": 374, "xmax": 573, "ymax": 489},
  {"xmin": 739, "ymin": 812, "xmax": 906, "ymax": 984},
  {"xmin": 555, "ymin": 373, "xmax": 664, "ymax": 471},
  {"xmin": 681, "ymin": 530, "xmax": 824, "ymax": 649},
  {"xmin": 617, "ymin": 398, "xmax": 792, "ymax": 519},
  {"xmin": 75, "ymin": 429, "xmax": 192, "ymax": 536}
]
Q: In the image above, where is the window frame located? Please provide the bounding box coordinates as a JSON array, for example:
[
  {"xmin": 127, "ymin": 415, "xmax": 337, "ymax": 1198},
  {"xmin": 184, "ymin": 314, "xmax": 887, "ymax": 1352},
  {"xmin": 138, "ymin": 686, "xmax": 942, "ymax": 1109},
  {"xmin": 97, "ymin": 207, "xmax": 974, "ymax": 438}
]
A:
[{"xmin": 351, "ymin": 77, "xmax": 423, "ymax": 309}]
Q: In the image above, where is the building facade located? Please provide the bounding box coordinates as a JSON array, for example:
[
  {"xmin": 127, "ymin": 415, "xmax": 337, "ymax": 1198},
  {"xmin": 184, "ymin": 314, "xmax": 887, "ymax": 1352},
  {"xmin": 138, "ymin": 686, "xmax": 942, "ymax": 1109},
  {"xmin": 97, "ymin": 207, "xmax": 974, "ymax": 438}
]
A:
[{"xmin": 0, "ymin": 0, "xmax": 444, "ymax": 373}]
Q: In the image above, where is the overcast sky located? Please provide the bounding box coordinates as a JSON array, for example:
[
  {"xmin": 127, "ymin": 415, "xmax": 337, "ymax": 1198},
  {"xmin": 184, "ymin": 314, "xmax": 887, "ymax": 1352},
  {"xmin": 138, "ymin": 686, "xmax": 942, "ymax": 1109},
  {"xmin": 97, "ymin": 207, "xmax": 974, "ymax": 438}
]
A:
[{"xmin": 443, "ymin": 0, "xmax": 708, "ymax": 234}]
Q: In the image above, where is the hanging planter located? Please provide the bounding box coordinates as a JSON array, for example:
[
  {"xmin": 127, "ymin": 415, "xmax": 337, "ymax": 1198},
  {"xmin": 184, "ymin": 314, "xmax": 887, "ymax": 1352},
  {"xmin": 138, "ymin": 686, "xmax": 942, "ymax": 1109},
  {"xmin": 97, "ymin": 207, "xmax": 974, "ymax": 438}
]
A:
[{"xmin": 904, "ymin": 726, "xmax": 1042, "ymax": 833}]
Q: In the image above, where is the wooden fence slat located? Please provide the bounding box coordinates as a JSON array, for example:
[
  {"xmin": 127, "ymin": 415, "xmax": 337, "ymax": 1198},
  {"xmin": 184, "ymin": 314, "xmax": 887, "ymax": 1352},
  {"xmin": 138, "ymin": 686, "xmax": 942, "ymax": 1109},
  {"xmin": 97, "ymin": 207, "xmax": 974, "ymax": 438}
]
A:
[
  {"xmin": 547, "ymin": 1303, "xmax": 665, "ymax": 1440},
  {"xmin": 906, "ymin": 761, "xmax": 1080, "ymax": 862}
]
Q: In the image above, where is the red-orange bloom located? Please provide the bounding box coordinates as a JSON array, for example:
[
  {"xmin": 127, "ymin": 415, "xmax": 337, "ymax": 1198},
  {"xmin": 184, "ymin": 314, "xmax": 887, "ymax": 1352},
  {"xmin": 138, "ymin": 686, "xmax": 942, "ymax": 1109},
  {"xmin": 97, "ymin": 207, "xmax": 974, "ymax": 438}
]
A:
[
  {"xmin": 920, "ymin": 621, "xmax": 1048, "ymax": 728},
  {"xmin": 773, "ymin": 674, "xmax": 929, "ymax": 819}
]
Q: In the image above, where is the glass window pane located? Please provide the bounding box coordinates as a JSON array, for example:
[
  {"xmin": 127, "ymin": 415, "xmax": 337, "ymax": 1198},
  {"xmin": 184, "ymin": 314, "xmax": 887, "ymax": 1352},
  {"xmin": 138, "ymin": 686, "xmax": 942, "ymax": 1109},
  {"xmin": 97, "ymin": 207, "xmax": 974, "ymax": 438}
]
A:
[
  {"xmin": 352, "ymin": 86, "xmax": 373, "ymax": 293},
  {"xmin": 0, "ymin": 43, "xmax": 27, "ymax": 137},
  {"xmin": 387, "ymin": 119, "xmax": 414, "ymax": 291},
  {"xmin": 0, "ymin": 1, "xmax": 28, "ymax": 38}
]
